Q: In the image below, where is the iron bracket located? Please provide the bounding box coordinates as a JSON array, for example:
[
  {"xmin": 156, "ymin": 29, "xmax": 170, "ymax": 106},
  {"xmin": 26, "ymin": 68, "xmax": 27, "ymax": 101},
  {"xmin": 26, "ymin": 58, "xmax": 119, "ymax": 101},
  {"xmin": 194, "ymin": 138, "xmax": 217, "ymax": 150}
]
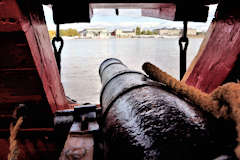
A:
[{"xmin": 70, "ymin": 104, "xmax": 100, "ymax": 135}]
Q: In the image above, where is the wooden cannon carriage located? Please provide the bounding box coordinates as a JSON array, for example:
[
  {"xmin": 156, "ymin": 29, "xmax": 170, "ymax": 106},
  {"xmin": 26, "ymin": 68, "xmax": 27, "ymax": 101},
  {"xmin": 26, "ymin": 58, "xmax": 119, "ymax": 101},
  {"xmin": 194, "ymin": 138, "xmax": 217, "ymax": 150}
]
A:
[{"xmin": 1, "ymin": 0, "xmax": 240, "ymax": 159}]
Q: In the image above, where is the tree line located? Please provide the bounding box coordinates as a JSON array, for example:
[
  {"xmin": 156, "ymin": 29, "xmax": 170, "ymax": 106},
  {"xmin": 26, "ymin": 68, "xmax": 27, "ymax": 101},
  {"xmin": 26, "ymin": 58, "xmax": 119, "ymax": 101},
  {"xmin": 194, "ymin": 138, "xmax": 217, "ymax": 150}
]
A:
[
  {"xmin": 48, "ymin": 27, "xmax": 159, "ymax": 39},
  {"xmin": 135, "ymin": 27, "xmax": 158, "ymax": 35},
  {"xmin": 48, "ymin": 27, "xmax": 205, "ymax": 39},
  {"xmin": 48, "ymin": 28, "xmax": 79, "ymax": 39}
]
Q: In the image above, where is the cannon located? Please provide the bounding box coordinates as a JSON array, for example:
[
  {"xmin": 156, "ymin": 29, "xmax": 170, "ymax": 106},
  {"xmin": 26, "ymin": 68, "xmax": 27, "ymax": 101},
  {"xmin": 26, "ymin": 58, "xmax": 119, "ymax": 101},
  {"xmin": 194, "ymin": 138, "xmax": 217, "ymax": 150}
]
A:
[{"xmin": 99, "ymin": 58, "xmax": 236, "ymax": 160}]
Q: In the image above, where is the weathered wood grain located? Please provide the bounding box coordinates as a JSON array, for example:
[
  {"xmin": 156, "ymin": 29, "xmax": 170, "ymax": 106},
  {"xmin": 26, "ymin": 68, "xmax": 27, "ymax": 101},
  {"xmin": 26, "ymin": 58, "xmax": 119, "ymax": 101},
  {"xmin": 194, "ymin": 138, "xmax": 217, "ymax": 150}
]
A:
[
  {"xmin": 91, "ymin": 3, "xmax": 175, "ymax": 9},
  {"xmin": 142, "ymin": 4, "xmax": 176, "ymax": 20},
  {"xmin": 0, "ymin": 69, "xmax": 43, "ymax": 103},
  {"xmin": 0, "ymin": 138, "xmax": 60, "ymax": 160},
  {"xmin": 0, "ymin": 32, "xmax": 35, "ymax": 68},
  {"xmin": 18, "ymin": 0, "xmax": 69, "ymax": 111},
  {"xmin": 45, "ymin": 0, "xmax": 218, "ymax": 5},
  {"xmin": 0, "ymin": 0, "xmax": 24, "ymax": 32},
  {"xmin": 182, "ymin": 2, "xmax": 240, "ymax": 93},
  {"xmin": 142, "ymin": 3, "xmax": 208, "ymax": 22},
  {"xmin": 0, "ymin": 0, "xmax": 69, "ymax": 112}
]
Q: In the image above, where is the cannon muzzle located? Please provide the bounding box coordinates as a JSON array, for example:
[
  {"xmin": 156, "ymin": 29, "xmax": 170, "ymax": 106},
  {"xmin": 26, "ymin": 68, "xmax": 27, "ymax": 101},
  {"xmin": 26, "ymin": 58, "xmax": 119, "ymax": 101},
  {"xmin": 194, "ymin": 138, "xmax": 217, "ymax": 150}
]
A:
[{"xmin": 99, "ymin": 58, "xmax": 233, "ymax": 160}]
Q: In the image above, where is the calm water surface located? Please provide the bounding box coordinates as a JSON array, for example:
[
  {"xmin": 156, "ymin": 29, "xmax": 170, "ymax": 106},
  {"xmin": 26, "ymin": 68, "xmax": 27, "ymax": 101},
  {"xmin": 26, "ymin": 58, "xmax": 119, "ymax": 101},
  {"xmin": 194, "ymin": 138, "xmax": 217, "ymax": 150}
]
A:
[{"xmin": 61, "ymin": 38, "xmax": 203, "ymax": 104}]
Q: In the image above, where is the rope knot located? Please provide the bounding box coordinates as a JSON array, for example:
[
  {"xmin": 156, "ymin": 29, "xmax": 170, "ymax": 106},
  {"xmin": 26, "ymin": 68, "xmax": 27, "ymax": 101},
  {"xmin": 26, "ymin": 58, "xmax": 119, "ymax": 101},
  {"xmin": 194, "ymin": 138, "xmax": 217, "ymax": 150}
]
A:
[
  {"xmin": 211, "ymin": 83, "xmax": 240, "ymax": 119},
  {"xmin": 8, "ymin": 107, "xmax": 25, "ymax": 160},
  {"xmin": 142, "ymin": 62, "xmax": 240, "ymax": 159}
]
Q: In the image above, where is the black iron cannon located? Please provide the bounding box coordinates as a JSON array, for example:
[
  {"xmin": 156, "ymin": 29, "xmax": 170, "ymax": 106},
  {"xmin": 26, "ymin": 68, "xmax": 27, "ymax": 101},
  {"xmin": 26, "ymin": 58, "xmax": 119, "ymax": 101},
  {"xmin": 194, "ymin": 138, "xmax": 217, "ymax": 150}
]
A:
[{"xmin": 99, "ymin": 58, "xmax": 236, "ymax": 160}]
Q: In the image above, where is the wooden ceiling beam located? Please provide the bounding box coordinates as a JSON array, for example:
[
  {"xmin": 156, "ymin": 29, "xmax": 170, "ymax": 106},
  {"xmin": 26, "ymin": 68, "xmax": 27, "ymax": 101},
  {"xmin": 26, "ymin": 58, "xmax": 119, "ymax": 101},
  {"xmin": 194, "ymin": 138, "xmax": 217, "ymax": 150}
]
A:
[
  {"xmin": 42, "ymin": 0, "xmax": 218, "ymax": 5},
  {"xmin": 50, "ymin": 0, "xmax": 217, "ymax": 24}
]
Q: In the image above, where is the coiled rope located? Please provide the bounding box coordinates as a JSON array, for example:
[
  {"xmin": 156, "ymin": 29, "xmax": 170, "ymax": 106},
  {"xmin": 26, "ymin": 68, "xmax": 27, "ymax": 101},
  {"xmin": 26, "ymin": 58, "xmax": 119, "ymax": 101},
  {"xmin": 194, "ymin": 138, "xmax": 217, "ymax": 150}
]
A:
[
  {"xmin": 143, "ymin": 62, "xmax": 240, "ymax": 159},
  {"xmin": 8, "ymin": 115, "xmax": 24, "ymax": 160}
]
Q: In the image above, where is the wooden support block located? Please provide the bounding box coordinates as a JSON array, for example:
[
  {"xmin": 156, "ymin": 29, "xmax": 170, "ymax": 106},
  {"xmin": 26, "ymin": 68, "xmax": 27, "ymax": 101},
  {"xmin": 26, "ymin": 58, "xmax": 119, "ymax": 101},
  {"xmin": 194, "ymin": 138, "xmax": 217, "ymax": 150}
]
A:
[
  {"xmin": 91, "ymin": 3, "xmax": 178, "ymax": 23},
  {"xmin": 0, "ymin": 137, "xmax": 60, "ymax": 160},
  {"xmin": 142, "ymin": 3, "xmax": 209, "ymax": 22},
  {"xmin": 0, "ymin": 0, "xmax": 69, "ymax": 112},
  {"xmin": 0, "ymin": 0, "xmax": 24, "ymax": 32},
  {"xmin": 182, "ymin": 1, "xmax": 240, "ymax": 93},
  {"xmin": 90, "ymin": 3, "xmax": 174, "ymax": 9},
  {"xmin": 0, "ymin": 128, "xmax": 55, "ymax": 138},
  {"xmin": 0, "ymin": 32, "xmax": 34, "ymax": 69},
  {"xmin": 142, "ymin": 4, "xmax": 176, "ymax": 21},
  {"xmin": 0, "ymin": 69, "xmax": 43, "ymax": 103},
  {"xmin": 59, "ymin": 134, "xmax": 94, "ymax": 160},
  {"xmin": 21, "ymin": 0, "xmax": 69, "ymax": 111},
  {"xmin": 44, "ymin": 0, "xmax": 218, "ymax": 6}
]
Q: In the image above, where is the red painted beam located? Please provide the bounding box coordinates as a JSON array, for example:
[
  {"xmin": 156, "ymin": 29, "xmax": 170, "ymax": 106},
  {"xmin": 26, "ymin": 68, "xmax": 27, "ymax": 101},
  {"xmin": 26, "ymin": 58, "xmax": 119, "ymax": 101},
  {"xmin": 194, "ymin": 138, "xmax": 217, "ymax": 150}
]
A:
[
  {"xmin": 142, "ymin": 3, "xmax": 208, "ymax": 22},
  {"xmin": 43, "ymin": 0, "xmax": 218, "ymax": 6},
  {"xmin": 142, "ymin": 4, "xmax": 176, "ymax": 21},
  {"xmin": 0, "ymin": 138, "xmax": 60, "ymax": 160},
  {"xmin": 21, "ymin": 0, "xmax": 69, "ymax": 111},
  {"xmin": 182, "ymin": 2, "xmax": 240, "ymax": 93},
  {"xmin": 90, "ymin": 3, "xmax": 174, "ymax": 9},
  {"xmin": 0, "ymin": 0, "xmax": 69, "ymax": 112}
]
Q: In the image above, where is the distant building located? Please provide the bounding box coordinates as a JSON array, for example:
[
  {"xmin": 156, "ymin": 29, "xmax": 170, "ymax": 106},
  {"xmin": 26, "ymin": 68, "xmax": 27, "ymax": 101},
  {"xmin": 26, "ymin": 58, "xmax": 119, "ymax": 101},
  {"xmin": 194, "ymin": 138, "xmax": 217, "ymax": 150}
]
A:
[
  {"xmin": 112, "ymin": 29, "xmax": 136, "ymax": 38},
  {"xmin": 79, "ymin": 28, "xmax": 110, "ymax": 38},
  {"xmin": 153, "ymin": 28, "xmax": 197, "ymax": 36},
  {"xmin": 186, "ymin": 28, "xmax": 197, "ymax": 36},
  {"xmin": 153, "ymin": 28, "xmax": 181, "ymax": 36}
]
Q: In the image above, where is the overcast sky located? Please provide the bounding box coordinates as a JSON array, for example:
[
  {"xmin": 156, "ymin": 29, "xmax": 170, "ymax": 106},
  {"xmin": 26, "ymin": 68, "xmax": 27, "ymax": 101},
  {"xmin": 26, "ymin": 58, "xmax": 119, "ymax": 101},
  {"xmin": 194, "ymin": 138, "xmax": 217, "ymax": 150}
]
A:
[{"xmin": 43, "ymin": 5, "xmax": 217, "ymax": 31}]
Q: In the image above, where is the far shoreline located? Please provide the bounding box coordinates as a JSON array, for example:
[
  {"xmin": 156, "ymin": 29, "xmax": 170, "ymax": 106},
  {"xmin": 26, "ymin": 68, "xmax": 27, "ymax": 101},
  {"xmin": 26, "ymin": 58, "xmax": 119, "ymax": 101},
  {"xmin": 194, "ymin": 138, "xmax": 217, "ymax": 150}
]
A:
[{"xmin": 60, "ymin": 35, "xmax": 205, "ymax": 40}]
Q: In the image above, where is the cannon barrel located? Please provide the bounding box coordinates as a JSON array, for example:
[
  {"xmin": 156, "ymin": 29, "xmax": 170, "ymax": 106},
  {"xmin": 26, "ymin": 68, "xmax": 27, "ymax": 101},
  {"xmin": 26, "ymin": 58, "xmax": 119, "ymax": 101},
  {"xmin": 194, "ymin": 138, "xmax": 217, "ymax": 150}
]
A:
[{"xmin": 99, "ymin": 58, "xmax": 235, "ymax": 160}]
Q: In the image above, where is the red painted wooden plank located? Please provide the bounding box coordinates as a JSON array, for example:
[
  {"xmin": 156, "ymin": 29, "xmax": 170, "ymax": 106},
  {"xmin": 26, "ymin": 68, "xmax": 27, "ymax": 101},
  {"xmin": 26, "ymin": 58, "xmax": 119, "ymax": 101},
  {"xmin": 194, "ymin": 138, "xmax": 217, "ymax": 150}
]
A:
[
  {"xmin": 8, "ymin": 0, "xmax": 70, "ymax": 111},
  {"xmin": 0, "ymin": 69, "xmax": 43, "ymax": 103},
  {"xmin": 0, "ymin": 0, "xmax": 69, "ymax": 111},
  {"xmin": 90, "ymin": 3, "xmax": 174, "ymax": 9},
  {"xmin": 0, "ymin": 95, "xmax": 42, "ymax": 104},
  {"xmin": 142, "ymin": 4, "xmax": 176, "ymax": 21},
  {"xmin": 182, "ymin": 3, "xmax": 240, "ymax": 93},
  {"xmin": 142, "ymin": 4, "xmax": 208, "ymax": 22},
  {"xmin": 0, "ymin": 0, "xmax": 24, "ymax": 32},
  {"xmin": 0, "ymin": 138, "xmax": 60, "ymax": 160},
  {"xmin": 0, "ymin": 32, "xmax": 35, "ymax": 69}
]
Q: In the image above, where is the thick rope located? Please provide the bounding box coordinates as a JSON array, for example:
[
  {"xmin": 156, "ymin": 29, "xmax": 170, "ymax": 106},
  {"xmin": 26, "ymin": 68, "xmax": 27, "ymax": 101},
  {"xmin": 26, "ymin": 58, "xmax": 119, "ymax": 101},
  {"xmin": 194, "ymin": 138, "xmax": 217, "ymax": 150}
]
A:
[
  {"xmin": 8, "ymin": 116, "xmax": 24, "ymax": 160},
  {"xmin": 142, "ymin": 62, "xmax": 240, "ymax": 159}
]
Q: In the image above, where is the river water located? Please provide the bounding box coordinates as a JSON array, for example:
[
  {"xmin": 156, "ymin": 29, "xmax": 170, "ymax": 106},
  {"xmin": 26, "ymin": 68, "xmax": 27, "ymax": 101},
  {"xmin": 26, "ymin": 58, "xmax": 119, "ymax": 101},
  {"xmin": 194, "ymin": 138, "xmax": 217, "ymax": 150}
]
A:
[{"xmin": 61, "ymin": 38, "xmax": 203, "ymax": 104}]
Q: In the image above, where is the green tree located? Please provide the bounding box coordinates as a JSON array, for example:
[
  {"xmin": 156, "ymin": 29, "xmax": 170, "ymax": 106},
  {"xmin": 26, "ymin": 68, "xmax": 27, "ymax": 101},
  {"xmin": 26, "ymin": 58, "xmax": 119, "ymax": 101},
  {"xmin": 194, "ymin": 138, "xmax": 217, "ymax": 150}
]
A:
[
  {"xmin": 59, "ymin": 29, "xmax": 80, "ymax": 37},
  {"xmin": 65, "ymin": 28, "xmax": 80, "ymax": 37},
  {"xmin": 153, "ymin": 30, "xmax": 158, "ymax": 35},
  {"xmin": 136, "ymin": 26, "xmax": 141, "ymax": 35},
  {"xmin": 60, "ymin": 29, "xmax": 66, "ymax": 36},
  {"xmin": 141, "ymin": 30, "xmax": 146, "ymax": 35},
  {"xmin": 146, "ymin": 30, "xmax": 153, "ymax": 35},
  {"xmin": 48, "ymin": 30, "xmax": 56, "ymax": 39}
]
